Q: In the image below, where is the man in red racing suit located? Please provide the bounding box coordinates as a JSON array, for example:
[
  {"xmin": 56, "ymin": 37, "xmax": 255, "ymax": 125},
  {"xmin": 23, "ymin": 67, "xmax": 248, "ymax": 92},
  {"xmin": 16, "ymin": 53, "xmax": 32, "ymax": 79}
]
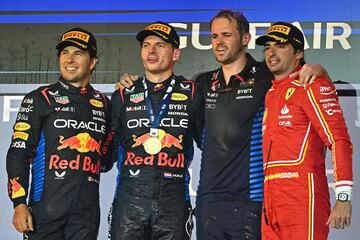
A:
[{"xmin": 258, "ymin": 22, "xmax": 353, "ymax": 239}]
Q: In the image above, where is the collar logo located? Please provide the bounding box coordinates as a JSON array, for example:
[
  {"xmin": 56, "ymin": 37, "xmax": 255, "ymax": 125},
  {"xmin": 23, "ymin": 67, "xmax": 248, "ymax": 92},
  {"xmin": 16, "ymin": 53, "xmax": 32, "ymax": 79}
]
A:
[
  {"xmin": 180, "ymin": 82, "xmax": 191, "ymax": 90},
  {"xmin": 285, "ymin": 88, "xmax": 296, "ymax": 100},
  {"xmin": 125, "ymin": 86, "xmax": 135, "ymax": 94}
]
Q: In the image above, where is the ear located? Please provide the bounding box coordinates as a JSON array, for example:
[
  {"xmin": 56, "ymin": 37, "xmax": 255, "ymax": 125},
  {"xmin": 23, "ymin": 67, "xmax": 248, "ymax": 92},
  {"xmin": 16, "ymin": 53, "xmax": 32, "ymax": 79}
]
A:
[
  {"xmin": 295, "ymin": 50, "xmax": 304, "ymax": 60},
  {"xmin": 242, "ymin": 32, "xmax": 251, "ymax": 46},
  {"xmin": 90, "ymin": 57, "xmax": 99, "ymax": 71},
  {"xmin": 173, "ymin": 48, "xmax": 181, "ymax": 62}
]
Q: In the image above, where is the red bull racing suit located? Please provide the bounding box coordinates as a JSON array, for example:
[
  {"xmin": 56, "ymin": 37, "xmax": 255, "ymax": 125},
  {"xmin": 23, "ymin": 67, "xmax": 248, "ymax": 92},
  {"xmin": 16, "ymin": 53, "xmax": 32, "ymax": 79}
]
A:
[
  {"xmin": 262, "ymin": 67, "xmax": 353, "ymax": 239},
  {"xmin": 6, "ymin": 78, "xmax": 111, "ymax": 240},
  {"xmin": 105, "ymin": 75, "xmax": 203, "ymax": 240}
]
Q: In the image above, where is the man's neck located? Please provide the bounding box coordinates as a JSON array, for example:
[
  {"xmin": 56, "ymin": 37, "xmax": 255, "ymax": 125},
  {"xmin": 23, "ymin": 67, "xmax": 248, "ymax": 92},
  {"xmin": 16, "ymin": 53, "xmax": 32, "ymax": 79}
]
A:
[
  {"xmin": 62, "ymin": 77, "xmax": 90, "ymax": 88},
  {"xmin": 274, "ymin": 63, "xmax": 301, "ymax": 81},
  {"xmin": 145, "ymin": 71, "xmax": 173, "ymax": 83},
  {"xmin": 221, "ymin": 53, "xmax": 247, "ymax": 85}
]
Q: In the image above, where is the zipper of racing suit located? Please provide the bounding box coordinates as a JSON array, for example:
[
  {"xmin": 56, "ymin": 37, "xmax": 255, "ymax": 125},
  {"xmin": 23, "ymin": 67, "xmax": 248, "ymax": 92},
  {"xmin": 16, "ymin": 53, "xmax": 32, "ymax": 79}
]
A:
[{"xmin": 263, "ymin": 139, "xmax": 272, "ymax": 225}]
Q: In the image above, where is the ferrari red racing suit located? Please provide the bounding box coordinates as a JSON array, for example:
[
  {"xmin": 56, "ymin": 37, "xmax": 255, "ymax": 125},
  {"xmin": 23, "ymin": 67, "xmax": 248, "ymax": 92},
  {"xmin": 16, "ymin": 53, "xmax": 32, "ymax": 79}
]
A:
[{"xmin": 262, "ymin": 67, "xmax": 353, "ymax": 240}]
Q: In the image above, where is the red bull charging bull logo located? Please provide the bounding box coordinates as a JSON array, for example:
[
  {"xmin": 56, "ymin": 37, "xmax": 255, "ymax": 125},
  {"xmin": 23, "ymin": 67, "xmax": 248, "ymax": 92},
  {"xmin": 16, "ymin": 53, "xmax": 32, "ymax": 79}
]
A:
[
  {"xmin": 132, "ymin": 129, "xmax": 183, "ymax": 150},
  {"xmin": 57, "ymin": 132, "xmax": 101, "ymax": 154},
  {"xmin": 127, "ymin": 129, "xmax": 184, "ymax": 168}
]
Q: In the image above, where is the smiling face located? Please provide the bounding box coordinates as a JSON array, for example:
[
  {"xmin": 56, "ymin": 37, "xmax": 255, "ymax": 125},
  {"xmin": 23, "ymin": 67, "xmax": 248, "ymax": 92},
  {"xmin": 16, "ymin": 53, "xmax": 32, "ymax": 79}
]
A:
[
  {"xmin": 264, "ymin": 42, "xmax": 304, "ymax": 80},
  {"xmin": 140, "ymin": 35, "xmax": 180, "ymax": 81},
  {"xmin": 210, "ymin": 17, "xmax": 249, "ymax": 65},
  {"xmin": 59, "ymin": 45, "xmax": 98, "ymax": 87}
]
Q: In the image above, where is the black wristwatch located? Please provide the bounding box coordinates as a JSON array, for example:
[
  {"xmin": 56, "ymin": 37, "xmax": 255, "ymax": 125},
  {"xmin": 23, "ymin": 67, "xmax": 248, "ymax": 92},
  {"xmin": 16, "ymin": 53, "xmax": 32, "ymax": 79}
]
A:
[{"xmin": 337, "ymin": 192, "xmax": 351, "ymax": 202}]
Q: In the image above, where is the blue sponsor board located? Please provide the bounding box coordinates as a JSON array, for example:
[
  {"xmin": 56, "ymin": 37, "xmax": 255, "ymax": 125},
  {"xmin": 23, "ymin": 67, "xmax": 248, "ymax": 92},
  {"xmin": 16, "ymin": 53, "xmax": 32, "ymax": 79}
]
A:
[{"xmin": 0, "ymin": 0, "xmax": 359, "ymax": 23}]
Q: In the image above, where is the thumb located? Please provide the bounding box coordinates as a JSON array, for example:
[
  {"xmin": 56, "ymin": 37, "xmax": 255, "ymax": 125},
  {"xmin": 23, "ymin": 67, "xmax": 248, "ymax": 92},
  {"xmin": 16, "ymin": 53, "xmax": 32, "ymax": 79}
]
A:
[{"xmin": 27, "ymin": 214, "xmax": 34, "ymax": 231}]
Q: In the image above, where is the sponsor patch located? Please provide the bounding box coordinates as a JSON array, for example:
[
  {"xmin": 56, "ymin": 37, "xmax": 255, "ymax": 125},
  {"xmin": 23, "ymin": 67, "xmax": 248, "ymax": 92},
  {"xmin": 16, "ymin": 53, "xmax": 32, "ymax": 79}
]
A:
[
  {"xmin": 130, "ymin": 93, "xmax": 145, "ymax": 103},
  {"xmin": 280, "ymin": 104, "xmax": 289, "ymax": 115},
  {"xmin": 129, "ymin": 169, "xmax": 140, "ymax": 177},
  {"xmin": 89, "ymin": 99, "xmax": 104, "ymax": 108},
  {"xmin": 13, "ymin": 132, "xmax": 29, "ymax": 140},
  {"xmin": 16, "ymin": 113, "xmax": 28, "ymax": 121},
  {"xmin": 267, "ymin": 24, "xmax": 291, "ymax": 35},
  {"xmin": 12, "ymin": 141, "xmax": 26, "ymax": 149},
  {"xmin": 22, "ymin": 98, "xmax": 33, "ymax": 104},
  {"xmin": 62, "ymin": 31, "xmax": 90, "ymax": 42},
  {"xmin": 171, "ymin": 93, "xmax": 188, "ymax": 101},
  {"xmin": 163, "ymin": 172, "xmax": 183, "ymax": 179},
  {"xmin": 9, "ymin": 178, "xmax": 26, "ymax": 199},
  {"xmin": 180, "ymin": 82, "xmax": 191, "ymax": 90},
  {"xmin": 55, "ymin": 96, "xmax": 70, "ymax": 105},
  {"xmin": 14, "ymin": 122, "xmax": 31, "ymax": 131},
  {"xmin": 125, "ymin": 86, "xmax": 135, "ymax": 94},
  {"xmin": 145, "ymin": 23, "xmax": 171, "ymax": 34},
  {"xmin": 285, "ymin": 88, "xmax": 296, "ymax": 100}
]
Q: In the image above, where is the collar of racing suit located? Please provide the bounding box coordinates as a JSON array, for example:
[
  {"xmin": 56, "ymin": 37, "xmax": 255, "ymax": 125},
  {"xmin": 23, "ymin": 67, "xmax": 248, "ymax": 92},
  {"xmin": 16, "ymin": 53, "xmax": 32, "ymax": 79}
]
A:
[
  {"xmin": 215, "ymin": 53, "xmax": 258, "ymax": 90},
  {"xmin": 271, "ymin": 65, "xmax": 302, "ymax": 88},
  {"xmin": 144, "ymin": 74, "xmax": 173, "ymax": 93},
  {"xmin": 58, "ymin": 77, "xmax": 93, "ymax": 95}
]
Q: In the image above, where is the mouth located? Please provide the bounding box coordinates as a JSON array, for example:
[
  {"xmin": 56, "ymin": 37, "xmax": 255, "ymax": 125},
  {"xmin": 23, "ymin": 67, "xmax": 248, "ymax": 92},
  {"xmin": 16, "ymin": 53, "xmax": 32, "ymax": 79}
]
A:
[
  {"xmin": 215, "ymin": 45, "xmax": 227, "ymax": 55},
  {"xmin": 267, "ymin": 57, "xmax": 280, "ymax": 66},
  {"xmin": 147, "ymin": 56, "xmax": 159, "ymax": 64},
  {"xmin": 65, "ymin": 66, "xmax": 78, "ymax": 72}
]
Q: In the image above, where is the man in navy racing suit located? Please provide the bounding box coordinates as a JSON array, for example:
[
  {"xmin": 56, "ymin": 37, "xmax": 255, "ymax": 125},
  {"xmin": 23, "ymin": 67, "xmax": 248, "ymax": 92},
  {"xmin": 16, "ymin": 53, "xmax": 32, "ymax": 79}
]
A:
[
  {"xmin": 105, "ymin": 21, "xmax": 203, "ymax": 240},
  {"xmin": 6, "ymin": 27, "xmax": 111, "ymax": 240}
]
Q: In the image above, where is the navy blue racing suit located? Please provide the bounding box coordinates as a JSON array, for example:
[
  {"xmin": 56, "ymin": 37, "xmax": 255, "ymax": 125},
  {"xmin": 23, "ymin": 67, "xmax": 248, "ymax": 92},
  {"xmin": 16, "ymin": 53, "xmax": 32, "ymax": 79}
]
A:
[
  {"xmin": 105, "ymin": 75, "xmax": 203, "ymax": 240},
  {"xmin": 6, "ymin": 78, "xmax": 111, "ymax": 240}
]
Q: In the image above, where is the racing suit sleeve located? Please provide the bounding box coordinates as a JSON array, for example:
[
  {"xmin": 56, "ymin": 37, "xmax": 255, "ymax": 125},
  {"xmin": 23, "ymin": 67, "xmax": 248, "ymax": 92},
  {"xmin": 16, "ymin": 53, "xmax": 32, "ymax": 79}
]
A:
[
  {"xmin": 101, "ymin": 90, "xmax": 125, "ymax": 171},
  {"xmin": 6, "ymin": 90, "xmax": 44, "ymax": 208},
  {"xmin": 302, "ymin": 77, "xmax": 353, "ymax": 195},
  {"xmin": 100, "ymin": 94, "xmax": 114, "ymax": 172},
  {"xmin": 193, "ymin": 77, "xmax": 205, "ymax": 150}
]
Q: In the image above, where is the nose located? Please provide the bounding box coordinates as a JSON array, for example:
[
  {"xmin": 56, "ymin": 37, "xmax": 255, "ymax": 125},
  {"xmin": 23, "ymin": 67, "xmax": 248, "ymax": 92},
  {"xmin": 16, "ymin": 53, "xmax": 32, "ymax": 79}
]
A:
[
  {"xmin": 148, "ymin": 45, "xmax": 157, "ymax": 54},
  {"xmin": 214, "ymin": 36, "xmax": 223, "ymax": 45},
  {"xmin": 65, "ymin": 53, "xmax": 75, "ymax": 63},
  {"xmin": 266, "ymin": 46, "xmax": 276, "ymax": 57}
]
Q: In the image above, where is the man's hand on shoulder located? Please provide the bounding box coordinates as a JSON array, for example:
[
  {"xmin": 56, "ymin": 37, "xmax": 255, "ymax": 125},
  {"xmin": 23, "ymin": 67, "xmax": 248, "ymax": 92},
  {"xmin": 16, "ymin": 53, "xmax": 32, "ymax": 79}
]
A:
[
  {"xmin": 290, "ymin": 64, "xmax": 329, "ymax": 85},
  {"xmin": 115, "ymin": 73, "xmax": 139, "ymax": 90}
]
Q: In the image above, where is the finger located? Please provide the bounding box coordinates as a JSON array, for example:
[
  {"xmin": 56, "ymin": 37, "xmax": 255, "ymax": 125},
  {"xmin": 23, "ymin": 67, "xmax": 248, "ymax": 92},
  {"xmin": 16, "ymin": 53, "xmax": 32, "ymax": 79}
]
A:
[
  {"xmin": 129, "ymin": 74, "xmax": 139, "ymax": 82},
  {"xmin": 331, "ymin": 219, "xmax": 336, "ymax": 228},
  {"xmin": 339, "ymin": 218, "xmax": 345, "ymax": 229},
  {"xmin": 289, "ymin": 71, "xmax": 300, "ymax": 79},
  {"xmin": 303, "ymin": 74, "xmax": 312, "ymax": 85},
  {"xmin": 17, "ymin": 221, "xmax": 28, "ymax": 233},
  {"xmin": 123, "ymin": 77, "xmax": 134, "ymax": 87},
  {"xmin": 121, "ymin": 79, "xmax": 131, "ymax": 88},
  {"xmin": 309, "ymin": 75, "xmax": 317, "ymax": 84},
  {"xmin": 14, "ymin": 222, "xmax": 22, "ymax": 233},
  {"xmin": 28, "ymin": 215, "xmax": 34, "ymax": 231},
  {"xmin": 114, "ymin": 82, "xmax": 120, "ymax": 90},
  {"xmin": 13, "ymin": 218, "xmax": 24, "ymax": 233},
  {"xmin": 345, "ymin": 217, "xmax": 351, "ymax": 226}
]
